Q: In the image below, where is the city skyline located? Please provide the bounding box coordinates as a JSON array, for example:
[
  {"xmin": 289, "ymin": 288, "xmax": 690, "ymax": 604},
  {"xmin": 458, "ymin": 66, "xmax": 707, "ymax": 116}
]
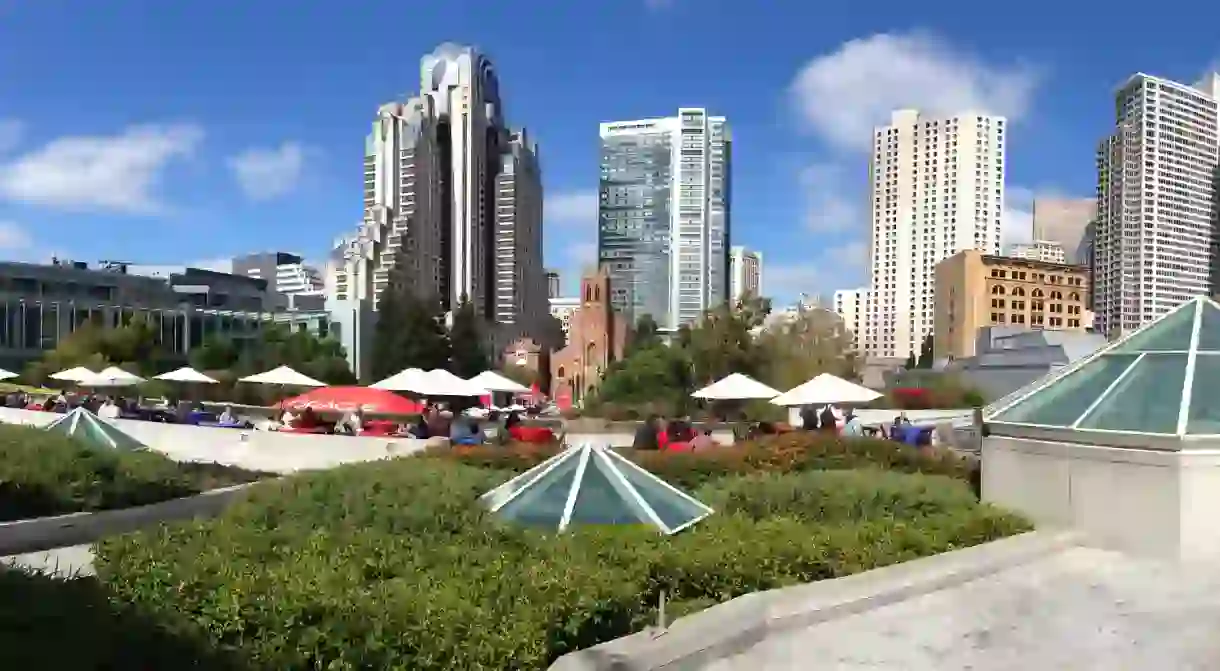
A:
[{"xmin": 0, "ymin": 3, "xmax": 1216, "ymax": 306}]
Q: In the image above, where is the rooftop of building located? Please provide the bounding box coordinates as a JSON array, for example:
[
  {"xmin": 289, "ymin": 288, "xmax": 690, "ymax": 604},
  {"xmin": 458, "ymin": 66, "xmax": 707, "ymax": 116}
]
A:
[{"xmin": 945, "ymin": 249, "xmax": 1088, "ymax": 274}]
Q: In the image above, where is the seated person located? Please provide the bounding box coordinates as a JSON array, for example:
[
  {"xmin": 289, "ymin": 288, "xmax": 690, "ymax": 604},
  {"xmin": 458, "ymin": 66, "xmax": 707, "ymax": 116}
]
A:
[
  {"xmin": 97, "ymin": 398, "xmax": 121, "ymax": 420},
  {"xmin": 632, "ymin": 415, "xmax": 661, "ymax": 450},
  {"xmin": 407, "ymin": 417, "xmax": 431, "ymax": 439},
  {"xmin": 451, "ymin": 417, "xmax": 485, "ymax": 446},
  {"xmin": 218, "ymin": 406, "xmax": 238, "ymax": 425},
  {"xmin": 335, "ymin": 410, "xmax": 364, "ymax": 436},
  {"xmin": 690, "ymin": 429, "xmax": 716, "ymax": 450}
]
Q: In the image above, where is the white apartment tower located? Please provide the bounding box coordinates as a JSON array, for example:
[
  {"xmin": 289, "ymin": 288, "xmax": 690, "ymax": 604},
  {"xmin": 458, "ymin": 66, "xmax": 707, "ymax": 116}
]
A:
[
  {"xmin": 833, "ymin": 288, "xmax": 869, "ymax": 351},
  {"xmin": 1094, "ymin": 73, "xmax": 1220, "ymax": 337},
  {"xmin": 1009, "ymin": 240, "xmax": 1068, "ymax": 264},
  {"xmin": 599, "ymin": 108, "xmax": 731, "ymax": 331},
  {"xmin": 864, "ymin": 109, "xmax": 1006, "ymax": 359},
  {"xmin": 729, "ymin": 246, "xmax": 762, "ymax": 302}
]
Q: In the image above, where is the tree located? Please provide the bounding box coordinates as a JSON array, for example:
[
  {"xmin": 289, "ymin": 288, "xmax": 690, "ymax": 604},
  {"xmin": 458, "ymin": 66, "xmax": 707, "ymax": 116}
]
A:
[
  {"xmin": 686, "ymin": 302, "xmax": 767, "ymax": 386},
  {"xmin": 627, "ymin": 314, "xmax": 662, "ymax": 356},
  {"xmin": 592, "ymin": 342, "xmax": 693, "ymax": 415},
  {"xmin": 370, "ymin": 283, "xmax": 451, "ymax": 381},
  {"xmin": 755, "ymin": 308, "xmax": 856, "ymax": 391},
  {"xmin": 190, "ymin": 335, "xmax": 241, "ymax": 372},
  {"xmin": 904, "ymin": 352, "xmax": 917, "ymax": 369},
  {"xmin": 448, "ymin": 294, "xmax": 487, "ymax": 378},
  {"xmin": 24, "ymin": 316, "xmax": 164, "ymax": 385},
  {"xmin": 915, "ymin": 334, "xmax": 934, "ymax": 369}
]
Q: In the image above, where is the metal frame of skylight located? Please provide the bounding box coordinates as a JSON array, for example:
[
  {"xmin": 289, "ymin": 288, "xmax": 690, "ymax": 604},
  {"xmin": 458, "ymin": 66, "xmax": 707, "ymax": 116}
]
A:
[
  {"xmin": 987, "ymin": 297, "xmax": 1199, "ymax": 419},
  {"xmin": 483, "ymin": 443, "xmax": 714, "ymax": 535},
  {"xmin": 600, "ymin": 447, "xmax": 715, "ymax": 535}
]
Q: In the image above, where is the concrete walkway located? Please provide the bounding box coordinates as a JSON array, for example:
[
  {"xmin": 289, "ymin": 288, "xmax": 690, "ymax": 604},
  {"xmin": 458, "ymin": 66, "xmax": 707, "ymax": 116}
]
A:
[
  {"xmin": 707, "ymin": 546, "xmax": 1220, "ymax": 670},
  {"xmin": 2, "ymin": 545, "xmax": 95, "ymax": 577}
]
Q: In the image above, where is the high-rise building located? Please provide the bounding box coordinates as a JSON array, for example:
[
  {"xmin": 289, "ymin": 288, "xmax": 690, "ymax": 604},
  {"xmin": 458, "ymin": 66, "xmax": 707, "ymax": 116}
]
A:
[
  {"xmin": 326, "ymin": 43, "xmax": 545, "ymax": 377},
  {"xmin": 863, "ymin": 109, "xmax": 1006, "ymax": 359},
  {"xmin": 598, "ymin": 108, "xmax": 731, "ymax": 331},
  {"xmin": 493, "ymin": 129, "xmax": 547, "ymax": 333},
  {"xmin": 1093, "ymin": 72, "xmax": 1220, "ymax": 337},
  {"xmin": 233, "ymin": 252, "xmax": 325, "ymax": 310},
  {"xmin": 1009, "ymin": 240, "xmax": 1068, "ymax": 264},
  {"xmin": 729, "ymin": 246, "xmax": 762, "ymax": 302},
  {"xmin": 1032, "ymin": 197, "xmax": 1096, "ymax": 264},
  {"xmin": 546, "ymin": 270, "xmax": 560, "ymax": 299},
  {"xmin": 832, "ymin": 288, "xmax": 869, "ymax": 351}
]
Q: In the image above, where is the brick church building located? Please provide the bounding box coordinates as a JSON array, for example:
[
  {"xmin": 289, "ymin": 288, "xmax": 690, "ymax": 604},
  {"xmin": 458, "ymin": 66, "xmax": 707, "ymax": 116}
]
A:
[{"xmin": 550, "ymin": 267, "xmax": 628, "ymax": 405}]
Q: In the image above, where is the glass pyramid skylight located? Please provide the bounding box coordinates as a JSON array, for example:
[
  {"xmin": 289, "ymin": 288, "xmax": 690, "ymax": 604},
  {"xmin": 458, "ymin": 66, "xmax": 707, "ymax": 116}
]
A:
[
  {"xmin": 990, "ymin": 296, "xmax": 1220, "ymax": 437},
  {"xmin": 481, "ymin": 443, "xmax": 714, "ymax": 534},
  {"xmin": 44, "ymin": 407, "xmax": 146, "ymax": 450}
]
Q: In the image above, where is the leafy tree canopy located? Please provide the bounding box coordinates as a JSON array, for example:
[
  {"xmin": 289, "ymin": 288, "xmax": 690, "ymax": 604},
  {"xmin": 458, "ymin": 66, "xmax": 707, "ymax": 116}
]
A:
[
  {"xmin": 449, "ymin": 294, "xmax": 487, "ymax": 379},
  {"xmin": 370, "ymin": 287, "xmax": 451, "ymax": 381}
]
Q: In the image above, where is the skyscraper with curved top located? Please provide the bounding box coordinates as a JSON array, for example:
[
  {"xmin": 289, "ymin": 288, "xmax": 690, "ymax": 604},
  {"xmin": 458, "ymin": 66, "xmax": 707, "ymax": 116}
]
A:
[{"xmin": 327, "ymin": 43, "xmax": 546, "ymax": 378}]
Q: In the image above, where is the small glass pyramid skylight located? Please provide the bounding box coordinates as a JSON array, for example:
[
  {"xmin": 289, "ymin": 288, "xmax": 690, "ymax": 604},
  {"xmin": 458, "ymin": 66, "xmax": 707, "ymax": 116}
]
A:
[
  {"xmin": 44, "ymin": 407, "xmax": 146, "ymax": 450},
  {"xmin": 990, "ymin": 296, "xmax": 1220, "ymax": 437},
  {"xmin": 481, "ymin": 443, "xmax": 714, "ymax": 534}
]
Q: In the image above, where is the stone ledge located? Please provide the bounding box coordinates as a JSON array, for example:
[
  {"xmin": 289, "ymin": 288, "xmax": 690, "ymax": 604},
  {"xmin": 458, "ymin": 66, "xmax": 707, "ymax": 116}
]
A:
[
  {"xmin": 547, "ymin": 529, "xmax": 1081, "ymax": 671},
  {"xmin": 0, "ymin": 480, "xmax": 270, "ymax": 556}
]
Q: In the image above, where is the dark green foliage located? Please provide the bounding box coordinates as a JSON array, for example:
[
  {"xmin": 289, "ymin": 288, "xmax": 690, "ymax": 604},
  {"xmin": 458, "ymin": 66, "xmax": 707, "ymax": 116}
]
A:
[
  {"xmin": 0, "ymin": 424, "xmax": 269, "ymax": 521},
  {"xmin": 449, "ymin": 294, "xmax": 488, "ymax": 378},
  {"xmin": 95, "ymin": 451, "xmax": 1026, "ymax": 669},
  {"xmin": 0, "ymin": 568, "xmax": 250, "ymax": 670},
  {"xmin": 627, "ymin": 314, "xmax": 662, "ymax": 355},
  {"xmin": 370, "ymin": 284, "xmax": 451, "ymax": 381},
  {"xmin": 916, "ymin": 334, "xmax": 935, "ymax": 369}
]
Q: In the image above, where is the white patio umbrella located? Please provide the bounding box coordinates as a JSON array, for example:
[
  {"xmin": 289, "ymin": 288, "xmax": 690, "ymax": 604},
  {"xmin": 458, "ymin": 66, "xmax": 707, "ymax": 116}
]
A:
[
  {"xmin": 468, "ymin": 370, "xmax": 529, "ymax": 394},
  {"xmin": 89, "ymin": 366, "xmax": 145, "ymax": 388},
  {"xmin": 423, "ymin": 369, "xmax": 490, "ymax": 397},
  {"xmin": 691, "ymin": 373, "xmax": 780, "ymax": 400},
  {"xmin": 154, "ymin": 366, "xmax": 220, "ymax": 384},
  {"xmin": 239, "ymin": 366, "xmax": 326, "ymax": 388},
  {"xmin": 370, "ymin": 367, "xmax": 430, "ymax": 392},
  {"xmin": 49, "ymin": 367, "xmax": 98, "ymax": 383},
  {"xmin": 769, "ymin": 373, "xmax": 882, "ymax": 407},
  {"xmin": 0, "ymin": 368, "xmax": 18, "ymax": 382}
]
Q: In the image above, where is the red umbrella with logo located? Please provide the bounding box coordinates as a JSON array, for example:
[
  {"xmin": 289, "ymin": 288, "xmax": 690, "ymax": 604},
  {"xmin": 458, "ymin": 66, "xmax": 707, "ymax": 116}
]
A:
[{"xmin": 279, "ymin": 386, "xmax": 423, "ymax": 415}]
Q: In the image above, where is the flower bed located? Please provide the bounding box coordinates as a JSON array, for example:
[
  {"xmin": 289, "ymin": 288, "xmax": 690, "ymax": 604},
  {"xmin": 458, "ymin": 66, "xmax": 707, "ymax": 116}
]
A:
[
  {"xmin": 92, "ymin": 450, "xmax": 1026, "ymax": 669},
  {"xmin": 0, "ymin": 424, "xmax": 272, "ymax": 522},
  {"xmin": 431, "ymin": 432, "xmax": 979, "ymax": 490}
]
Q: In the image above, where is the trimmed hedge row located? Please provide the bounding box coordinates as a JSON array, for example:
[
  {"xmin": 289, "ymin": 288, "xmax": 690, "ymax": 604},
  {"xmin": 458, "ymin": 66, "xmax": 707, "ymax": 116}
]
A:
[
  {"xmin": 94, "ymin": 456, "xmax": 1027, "ymax": 669},
  {"xmin": 435, "ymin": 432, "xmax": 979, "ymax": 490},
  {"xmin": 0, "ymin": 424, "xmax": 271, "ymax": 521}
]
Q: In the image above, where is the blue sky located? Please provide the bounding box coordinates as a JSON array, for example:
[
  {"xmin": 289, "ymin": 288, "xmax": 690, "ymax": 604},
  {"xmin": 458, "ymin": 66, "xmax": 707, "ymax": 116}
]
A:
[{"xmin": 0, "ymin": 1, "xmax": 1217, "ymax": 303}]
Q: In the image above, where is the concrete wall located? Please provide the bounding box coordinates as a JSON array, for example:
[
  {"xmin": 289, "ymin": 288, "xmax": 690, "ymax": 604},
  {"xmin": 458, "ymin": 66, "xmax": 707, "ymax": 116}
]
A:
[
  {"xmin": 983, "ymin": 435, "xmax": 1220, "ymax": 561},
  {"xmin": 0, "ymin": 407, "xmax": 430, "ymax": 473}
]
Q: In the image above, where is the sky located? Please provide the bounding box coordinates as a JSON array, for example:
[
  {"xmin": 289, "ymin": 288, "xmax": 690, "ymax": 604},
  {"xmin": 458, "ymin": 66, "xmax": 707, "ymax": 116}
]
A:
[{"xmin": 0, "ymin": 1, "xmax": 1218, "ymax": 304}]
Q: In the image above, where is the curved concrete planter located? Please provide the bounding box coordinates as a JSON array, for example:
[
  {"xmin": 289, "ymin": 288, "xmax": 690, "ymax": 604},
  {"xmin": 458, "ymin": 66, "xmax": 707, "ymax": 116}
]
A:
[
  {"xmin": 547, "ymin": 530, "xmax": 1079, "ymax": 671},
  {"xmin": 0, "ymin": 479, "xmax": 270, "ymax": 557}
]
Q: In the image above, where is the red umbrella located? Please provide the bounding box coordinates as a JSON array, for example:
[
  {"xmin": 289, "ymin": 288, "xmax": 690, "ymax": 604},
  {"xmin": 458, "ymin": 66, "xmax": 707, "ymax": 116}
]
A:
[{"xmin": 279, "ymin": 386, "xmax": 423, "ymax": 415}]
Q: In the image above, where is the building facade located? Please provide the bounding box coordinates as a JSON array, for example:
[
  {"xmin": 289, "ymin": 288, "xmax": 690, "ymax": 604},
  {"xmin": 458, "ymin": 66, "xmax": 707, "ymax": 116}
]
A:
[
  {"xmin": 729, "ymin": 246, "xmax": 762, "ymax": 302},
  {"xmin": 933, "ymin": 250, "xmax": 1091, "ymax": 360},
  {"xmin": 832, "ymin": 288, "xmax": 869, "ymax": 351},
  {"xmin": 863, "ymin": 109, "xmax": 1006, "ymax": 360},
  {"xmin": 233, "ymin": 251, "xmax": 325, "ymax": 311},
  {"xmin": 326, "ymin": 43, "xmax": 545, "ymax": 378},
  {"xmin": 548, "ymin": 295, "xmax": 580, "ymax": 340},
  {"xmin": 1031, "ymin": 197, "xmax": 1096, "ymax": 264},
  {"xmin": 1009, "ymin": 240, "xmax": 1068, "ymax": 264},
  {"xmin": 546, "ymin": 270, "xmax": 560, "ymax": 299},
  {"xmin": 1093, "ymin": 72, "xmax": 1220, "ymax": 338},
  {"xmin": 598, "ymin": 108, "xmax": 731, "ymax": 332},
  {"xmin": 0, "ymin": 260, "xmax": 331, "ymax": 372},
  {"xmin": 492, "ymin": 130, "xmax": 548, "ymax": 339},
  {"xmin": 550, "ymin": 268, "xmax": 628, "ymax": 405}
]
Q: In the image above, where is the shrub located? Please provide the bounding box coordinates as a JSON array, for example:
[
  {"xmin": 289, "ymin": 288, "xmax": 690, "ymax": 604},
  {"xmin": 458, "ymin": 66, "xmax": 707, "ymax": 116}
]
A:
[
  {"xmin": 0, "ymin": 424, "xmax": 270, "ymax": 521},
  {"xmin": 429, "ymin": 432, "xmax": 979, "ymax": 491},
  {"xmin": 0, "ymin": 568, "xmax": 248, "ymax": 669},
  {"xmin": 95, "ymin": 457, "xmax": 1027, "ymax": 669}
]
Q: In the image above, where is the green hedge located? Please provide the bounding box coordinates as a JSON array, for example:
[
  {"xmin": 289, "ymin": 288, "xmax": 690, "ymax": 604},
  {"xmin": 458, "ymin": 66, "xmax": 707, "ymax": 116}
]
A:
[
  {"xmin": 0, "ymin": 424, "xmax": 271, "ymax": 521},
  {"xmin": 431, "ymin": 432, "xmax": 980, "ymax": 491},
  {"xmin": 95, "ymin": 457, "xmax": 1028, "ymax": 670},
  {"xmin": 0, "ymin": 568, "xmax": 249, "ymax": 669}
]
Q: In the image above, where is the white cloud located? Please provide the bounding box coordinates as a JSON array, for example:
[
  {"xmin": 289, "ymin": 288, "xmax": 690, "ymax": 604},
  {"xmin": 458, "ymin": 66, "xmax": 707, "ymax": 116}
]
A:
[
  {"xmin": 0, "ymin": 120, "xmax": 23, "ymax": 154},
  {"xmin": 0, "ymin": 221, "xmax": 31, "ymax": 251},
  {"xmin": 790, "ymin": 31, "xmax": 1038, "ymax": 151},
  {"xmin": 800, "ymin": 163, "xmax": 863, "ymax": 233},
  {"xmin": 766, "ymin": 241, "xmax": 868, "ymax": 301},
  {"xmin": 1002, "ymin": 186, "xmax": 1035, "ymax": 250},
  {"xmin": 229, "ymin": 142, "xmax": 306, "ymax": 201},
  {"xmin": 545, "ymin": 190, "xmax": 598, "ymax": 226},
  {"xmin": 0, "ymin": 124, "xmax": 202, "ymax": 213}
]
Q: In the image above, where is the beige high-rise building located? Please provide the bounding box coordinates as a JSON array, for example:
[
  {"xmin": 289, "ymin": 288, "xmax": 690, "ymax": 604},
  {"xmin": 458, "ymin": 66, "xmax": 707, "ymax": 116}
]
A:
[
  {"xmin": 863, "ymin": 109, "xmax": 1006, "ymax": 360},
  {"xmin": 729, "ymin": 246, "xmax": 762, "ymax": 302},
  {"xmin": 1031, "ymin": 198, "xmax": 1095, "ymax": 264}
]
